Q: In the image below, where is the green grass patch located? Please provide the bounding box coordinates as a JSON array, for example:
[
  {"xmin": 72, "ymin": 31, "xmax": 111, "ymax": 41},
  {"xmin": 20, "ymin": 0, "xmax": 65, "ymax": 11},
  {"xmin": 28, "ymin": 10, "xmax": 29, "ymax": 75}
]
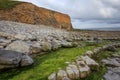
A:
[
  {"xmin": 0, "ymin": 0, "xmax": 21, "ymax": 9},
  {"xmin": 0, "ymin": 46, "xmax": 95, "ymax": 80}
]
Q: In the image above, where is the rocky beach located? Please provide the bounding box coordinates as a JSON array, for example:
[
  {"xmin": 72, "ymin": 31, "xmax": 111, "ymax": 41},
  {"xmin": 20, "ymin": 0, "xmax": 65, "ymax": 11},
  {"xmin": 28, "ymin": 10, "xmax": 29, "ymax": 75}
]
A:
[{"xmin": 0, "ymin": 1, "xmax": 120, "ymax": 80}]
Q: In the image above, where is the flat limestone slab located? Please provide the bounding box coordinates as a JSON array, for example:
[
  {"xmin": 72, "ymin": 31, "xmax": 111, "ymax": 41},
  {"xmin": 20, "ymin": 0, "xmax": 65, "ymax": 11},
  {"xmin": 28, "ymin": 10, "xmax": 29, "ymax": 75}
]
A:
[{"xmin": 81, "ymin": 56, "xmax": 99, "ymax": 71}]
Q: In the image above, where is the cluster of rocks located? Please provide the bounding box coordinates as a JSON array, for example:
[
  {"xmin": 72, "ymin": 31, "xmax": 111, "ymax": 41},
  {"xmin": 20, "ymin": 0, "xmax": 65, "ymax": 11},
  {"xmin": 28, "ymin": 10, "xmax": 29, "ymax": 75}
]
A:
[
  {"xmin": 48, "ymin": 43, "xmax": 120, "ymax": 80},
  {"xmin": 0, "ymin": 22, "xmax": 77, "ymax": 53},
  {"xmin": 0, "ymin": 21, "xmax": 120, "ymax": 71},
  {"xmin": 48, "ymin": 55, "xmax": 99, "ymax": 80},
  {"xmin": 0, "ymin": 21, "xmax": 78, "ymax": 70},
  {"xmin": 101, "ymin": 47, "xmax": 120, "ymax": 80}
]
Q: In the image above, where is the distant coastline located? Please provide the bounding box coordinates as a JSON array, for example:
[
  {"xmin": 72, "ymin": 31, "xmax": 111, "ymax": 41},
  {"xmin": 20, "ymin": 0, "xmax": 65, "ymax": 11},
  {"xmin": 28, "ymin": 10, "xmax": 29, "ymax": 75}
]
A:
[{"xmin": 78, "ymin": 27, "xmax": 120, "ymax": 31}]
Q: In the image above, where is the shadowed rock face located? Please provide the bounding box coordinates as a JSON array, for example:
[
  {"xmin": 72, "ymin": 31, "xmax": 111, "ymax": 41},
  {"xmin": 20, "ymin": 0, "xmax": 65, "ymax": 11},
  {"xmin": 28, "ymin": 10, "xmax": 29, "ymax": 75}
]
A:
[
  {"xmin": 0, "ymin": 50, "xmax": 33, "ymax": 70},
  {"xmin": 0, "ymin": 2, "xmax": 72, "ymax": 30}
]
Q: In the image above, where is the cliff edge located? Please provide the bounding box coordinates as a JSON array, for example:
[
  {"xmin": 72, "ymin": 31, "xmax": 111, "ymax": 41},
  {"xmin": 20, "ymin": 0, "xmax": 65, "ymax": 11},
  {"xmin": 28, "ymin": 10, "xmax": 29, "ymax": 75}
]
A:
[{"xmin": 0, "ymin": 2, "xmax": 72, "ymax": 30}]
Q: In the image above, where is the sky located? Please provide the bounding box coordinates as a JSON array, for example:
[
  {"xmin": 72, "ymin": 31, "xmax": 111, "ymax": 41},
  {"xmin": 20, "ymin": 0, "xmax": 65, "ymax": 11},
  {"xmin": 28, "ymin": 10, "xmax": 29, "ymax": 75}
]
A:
[{"xmin": 18, "ymin": 0, "xmax": 120, "ymax": 29}]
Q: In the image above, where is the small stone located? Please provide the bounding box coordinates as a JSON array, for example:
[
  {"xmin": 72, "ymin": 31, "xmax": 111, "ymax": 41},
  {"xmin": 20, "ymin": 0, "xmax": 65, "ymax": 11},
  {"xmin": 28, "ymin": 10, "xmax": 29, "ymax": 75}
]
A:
[
  {"xmin": 93, "ymin": 47, "xmax": 102, "ymax": 53},
  {"xmin": 84, "ymin": 51, "xmax": 94, "ymax": 56},
  {"xmin": 65, "ymin": 62, "xmax": 70, "ymax": 64}
]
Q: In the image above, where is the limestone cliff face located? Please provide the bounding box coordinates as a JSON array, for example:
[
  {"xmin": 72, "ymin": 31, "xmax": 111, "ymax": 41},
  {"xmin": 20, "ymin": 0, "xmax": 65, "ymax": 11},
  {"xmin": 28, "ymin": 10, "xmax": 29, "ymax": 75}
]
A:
[{"xmin": 0, "ymin": 2, "xmax": 72, "ymax": 30}]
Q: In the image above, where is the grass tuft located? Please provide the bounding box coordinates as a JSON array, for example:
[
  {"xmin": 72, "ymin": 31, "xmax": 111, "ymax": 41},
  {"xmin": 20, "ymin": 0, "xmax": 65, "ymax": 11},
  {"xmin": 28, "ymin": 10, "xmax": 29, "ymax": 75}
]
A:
[{"xmin": 0, "ymin": 0, "xmax": 21, "ymax": 9}]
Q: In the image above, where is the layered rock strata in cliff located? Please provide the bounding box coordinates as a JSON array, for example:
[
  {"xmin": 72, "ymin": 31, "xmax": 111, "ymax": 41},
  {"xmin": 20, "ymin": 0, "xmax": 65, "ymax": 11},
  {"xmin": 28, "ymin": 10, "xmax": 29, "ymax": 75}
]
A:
[{"xmin": 0, "ymin": 2, "xmax": 72, "ymax": 30}]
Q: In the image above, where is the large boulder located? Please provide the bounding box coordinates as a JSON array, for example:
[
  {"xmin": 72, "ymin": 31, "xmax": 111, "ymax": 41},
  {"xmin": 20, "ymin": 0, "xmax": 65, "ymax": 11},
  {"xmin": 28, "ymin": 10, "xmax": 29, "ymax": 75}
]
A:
[
  {"xmin": 0, "ymin": 50, "xmax": 33, "ymax": 70},
  {"xmin": 5, "ymin": 40, "xmax": 30, "ymax": 54}
]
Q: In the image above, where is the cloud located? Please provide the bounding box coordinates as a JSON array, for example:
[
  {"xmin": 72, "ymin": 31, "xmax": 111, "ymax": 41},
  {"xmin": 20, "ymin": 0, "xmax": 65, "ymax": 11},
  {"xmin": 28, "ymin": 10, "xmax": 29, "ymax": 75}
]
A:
[{"xmin": 18, "ymin": 0, "xmax": 120, "ymax": 29}]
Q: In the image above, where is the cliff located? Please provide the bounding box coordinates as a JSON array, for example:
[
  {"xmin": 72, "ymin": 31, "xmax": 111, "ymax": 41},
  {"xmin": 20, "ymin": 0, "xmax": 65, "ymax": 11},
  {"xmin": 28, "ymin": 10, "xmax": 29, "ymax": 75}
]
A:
[{"xmin": 0, "ymin": 2, "xmax": 72, "ymax": 30}]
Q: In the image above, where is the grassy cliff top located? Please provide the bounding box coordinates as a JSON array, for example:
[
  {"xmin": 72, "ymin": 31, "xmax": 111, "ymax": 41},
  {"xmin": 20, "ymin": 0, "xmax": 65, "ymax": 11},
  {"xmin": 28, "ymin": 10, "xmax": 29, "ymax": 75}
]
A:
[{"xmin": 0, "ymin": 0, "xmax": 22, "ymax": 9}]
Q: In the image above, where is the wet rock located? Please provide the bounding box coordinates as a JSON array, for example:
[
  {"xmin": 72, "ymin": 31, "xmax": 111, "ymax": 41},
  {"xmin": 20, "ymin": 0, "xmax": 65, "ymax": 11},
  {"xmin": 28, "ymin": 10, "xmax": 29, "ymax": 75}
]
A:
[
  {"xmin": 5, "ymin": 40, "xmax": 30, "ymax": 54},
  {"xmin": 48, "ymin": 73, "xmax": 56, "ymax": 80},
  {"xmin": 81, "ymin": 56, "xmax": 99, "ymax": 71}
]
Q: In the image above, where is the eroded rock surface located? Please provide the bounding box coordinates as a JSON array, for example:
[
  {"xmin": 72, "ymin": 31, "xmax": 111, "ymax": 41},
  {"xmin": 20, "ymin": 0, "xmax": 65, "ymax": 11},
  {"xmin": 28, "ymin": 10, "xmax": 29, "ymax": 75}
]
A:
[
  {"xmin": 0, "ymin": 50, "xmax": 33, "ymax": 69},
  {"xmin": 102, "ymin": 52, "xmax": 120, "ymax": 80},
  {"xmin": 104, "ymin": 67, "xmax": 120, "ymax": 80},
  {"xmin": 0, "ymin": 2, "xmax": 72, "ymax": 30},
  {"xmin": 5, "ymin": 40, "xmax": 30, "ymax": 54}
]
